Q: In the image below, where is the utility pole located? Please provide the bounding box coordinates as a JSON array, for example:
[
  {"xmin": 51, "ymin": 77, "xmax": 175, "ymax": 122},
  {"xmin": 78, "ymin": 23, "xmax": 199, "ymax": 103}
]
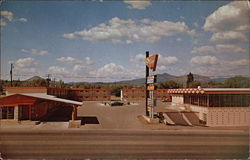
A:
[
  {"xmin": 10, "ymin": 63, "xmax": 14, "ymax": 86},
  {"xmin": 46, "ymin": 74, "xmax": 51, "ymax": 87},
  {"xmin": 145, "ymin": 51, "xmax": 149, "ymax": 116}
]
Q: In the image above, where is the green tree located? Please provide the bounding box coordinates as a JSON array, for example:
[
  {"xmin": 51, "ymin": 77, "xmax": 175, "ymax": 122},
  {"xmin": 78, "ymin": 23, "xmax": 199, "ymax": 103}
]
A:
[
  {"xmin": 186, "ymin": 72, "xmax": 194, "ymax": 88},
  {"xmin": 222, "ymin": 76, "xmax": 250, "ymax": 88},
  {"xmin": 188, "ymin": 80, "xmax": 201, "ymax": 88},
  {"xmin": 159, "ymin": 80, "xmax": 183, "ymax": 89}
]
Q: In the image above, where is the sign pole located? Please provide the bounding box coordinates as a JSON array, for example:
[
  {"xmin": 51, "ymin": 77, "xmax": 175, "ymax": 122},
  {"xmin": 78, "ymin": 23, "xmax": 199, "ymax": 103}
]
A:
[{"xmin": 145, "ymin": 51, "xmax": 149, "ymax": 116}]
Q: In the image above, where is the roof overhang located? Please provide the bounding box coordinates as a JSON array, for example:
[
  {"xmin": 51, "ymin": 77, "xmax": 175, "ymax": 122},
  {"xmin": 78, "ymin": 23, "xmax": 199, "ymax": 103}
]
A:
[{"xmin": 0, "ymin": 94, "xmax": 83, "ymax": 107}]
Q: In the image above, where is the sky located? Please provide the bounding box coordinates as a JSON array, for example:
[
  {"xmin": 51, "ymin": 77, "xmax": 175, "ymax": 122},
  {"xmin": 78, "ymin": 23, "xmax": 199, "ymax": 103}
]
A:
[{"xmin": 0, "ymin": 0, "xmax": 249, "ymax": 82}]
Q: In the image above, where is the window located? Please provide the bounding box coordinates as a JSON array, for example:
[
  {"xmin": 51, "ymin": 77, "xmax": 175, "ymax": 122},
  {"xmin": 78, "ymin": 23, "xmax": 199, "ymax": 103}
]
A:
[{"xmin": 0, "ymin": 107, "xmax": 14, "ymax": 119}]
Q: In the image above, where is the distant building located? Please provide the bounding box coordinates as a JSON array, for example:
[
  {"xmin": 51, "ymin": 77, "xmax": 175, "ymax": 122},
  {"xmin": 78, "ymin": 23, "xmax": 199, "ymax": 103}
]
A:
[
  {"xmin": 168, "ymin": 88, "xmax": 250, "ymax": 126},
  {"xmin": 121, "ymin": 89, "xmax": 171, "ymax": 102},
  {"xmin": 70, "ymin": 89, "xmax": 112, "ymax": 101}
]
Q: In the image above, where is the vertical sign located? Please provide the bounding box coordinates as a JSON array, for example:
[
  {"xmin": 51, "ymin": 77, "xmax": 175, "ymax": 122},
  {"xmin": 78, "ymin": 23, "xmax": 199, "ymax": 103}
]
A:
[{"xmin": 145, "ymin": 52, "xmax": 158, "ymax": 118}]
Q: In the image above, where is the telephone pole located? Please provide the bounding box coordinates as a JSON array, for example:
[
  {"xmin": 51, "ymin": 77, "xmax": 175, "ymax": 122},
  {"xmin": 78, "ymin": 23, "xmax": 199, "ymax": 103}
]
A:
[
  {"xmin": 145, "ymin": 51, "xmax": 149, "ymax": 116},
  {"xmin": 46, "ymin": 74, "xmax": 51, "ymax": 87},
  {"xmin": 10, "ymin": 63, "xmax": 14, "ymax": 86}
]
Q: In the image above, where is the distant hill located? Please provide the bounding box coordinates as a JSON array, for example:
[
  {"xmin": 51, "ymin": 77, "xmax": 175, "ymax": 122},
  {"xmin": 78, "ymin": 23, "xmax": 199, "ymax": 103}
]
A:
[
  {"xmin": 174, "ymin": 74, "xmax": 211, "ymax": 84},
  {"xmin": 212, "ymin": 77, "xmax": 229, "ymax": 82},
  {"xmin": 116, "ymin": 73, "xmax": 211, "ymax": 85},
  {"xmin": 117, "ymin": 73, "xmax": 177, "ymax": 84},
  {"xmin": 26, "ymin": 76, "xmax": 45, "ymax": 81}
]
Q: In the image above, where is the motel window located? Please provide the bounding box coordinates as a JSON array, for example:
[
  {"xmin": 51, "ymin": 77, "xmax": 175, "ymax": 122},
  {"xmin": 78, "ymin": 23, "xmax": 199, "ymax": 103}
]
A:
[
  {"xmin": 208, "ymin": 94, "xmax": 250, "ymax": 107},
  {"xmin": 0, "ymin": 107, "xmax": 14, "ymax": 119}
]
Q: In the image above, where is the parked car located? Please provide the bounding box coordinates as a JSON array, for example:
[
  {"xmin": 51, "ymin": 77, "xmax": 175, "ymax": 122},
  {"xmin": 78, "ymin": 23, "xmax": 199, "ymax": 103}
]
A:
[{"xmin": 110, "ymin": 101, "xmax": 124, "ymax": 106}]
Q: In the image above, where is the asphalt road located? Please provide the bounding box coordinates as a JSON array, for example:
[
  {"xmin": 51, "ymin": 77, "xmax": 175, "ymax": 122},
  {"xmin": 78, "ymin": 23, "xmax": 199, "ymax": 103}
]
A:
[{"xmin": 0, "ymin": 129, "xmax": 249, "ymax": 159}]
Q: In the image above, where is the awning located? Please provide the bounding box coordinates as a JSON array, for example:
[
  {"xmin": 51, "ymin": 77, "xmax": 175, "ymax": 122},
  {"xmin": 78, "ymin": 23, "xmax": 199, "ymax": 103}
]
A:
[{"xmin": 0, "ymin": 93, "xmax": 83, "ymax": 107}]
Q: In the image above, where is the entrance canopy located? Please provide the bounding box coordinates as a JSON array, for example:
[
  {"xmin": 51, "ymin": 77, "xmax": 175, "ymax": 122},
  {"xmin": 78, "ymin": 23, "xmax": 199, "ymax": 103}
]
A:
[{"xmin": 0, "ymin": 93, "xmax": 83, "ymax": 107}]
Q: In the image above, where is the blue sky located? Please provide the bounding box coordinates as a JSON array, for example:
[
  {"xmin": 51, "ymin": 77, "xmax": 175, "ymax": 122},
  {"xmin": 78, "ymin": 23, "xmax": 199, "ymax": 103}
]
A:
[{"xmin": 1, "ymin": 1, "xmax": 249, "ymax": 82}]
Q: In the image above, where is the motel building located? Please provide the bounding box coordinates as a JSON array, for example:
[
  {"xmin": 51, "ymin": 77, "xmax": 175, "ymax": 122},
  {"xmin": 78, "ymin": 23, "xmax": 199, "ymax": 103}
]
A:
[
  {"xmin": 69, "ymin": 88, "xmax": 112, "ymax": 101},
  {"xmin": 0, "ymin": 87, "xmax": 82, "ymax": 122},
  {"xmin": 121, "ymin": 88, "xmax": 171, "ymax": 102},
  {"xmin": 168, "ymin": 88, "xmax": 250, "ymax": 126}
]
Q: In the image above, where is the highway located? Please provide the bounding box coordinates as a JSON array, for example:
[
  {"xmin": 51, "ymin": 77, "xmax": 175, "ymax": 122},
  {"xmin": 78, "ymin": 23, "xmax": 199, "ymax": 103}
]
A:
[{"xmin": 0, "ymin": 129, "xmax": 249, "ymax": 159}]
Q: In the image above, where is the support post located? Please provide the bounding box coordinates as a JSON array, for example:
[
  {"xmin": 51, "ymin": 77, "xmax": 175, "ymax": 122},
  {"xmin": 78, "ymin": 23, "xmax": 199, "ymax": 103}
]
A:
[
  {"xmin": 14, "ymin": 106, "xmax": 19, "ymax": 120},
  {"xmin": 29, "ymin": 105, "xmax": 32, "ymax": 120},
  {"xmin": 72, "ymin": 105, "xmax": 77, "ymax": 120},
  {"xmin": 207, "ymin": 94, "xmax": 209, "ymax": 107},
  {"xmin": 145, "ymin": 51, "xmax": 149, "ymax": 116}
]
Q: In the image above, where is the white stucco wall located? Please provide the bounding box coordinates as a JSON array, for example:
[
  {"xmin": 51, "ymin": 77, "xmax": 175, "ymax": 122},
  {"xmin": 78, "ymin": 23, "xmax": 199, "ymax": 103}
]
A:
[{"xmin": 171, "ymin": 95, "xmax": 184, "ymax": 104}]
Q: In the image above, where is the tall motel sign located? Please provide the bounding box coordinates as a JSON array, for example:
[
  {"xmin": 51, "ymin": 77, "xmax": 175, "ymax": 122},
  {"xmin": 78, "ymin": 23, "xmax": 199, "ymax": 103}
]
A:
[{"xmin": 144, "ymin": 51, "xmax": 159, "ymax": 118}]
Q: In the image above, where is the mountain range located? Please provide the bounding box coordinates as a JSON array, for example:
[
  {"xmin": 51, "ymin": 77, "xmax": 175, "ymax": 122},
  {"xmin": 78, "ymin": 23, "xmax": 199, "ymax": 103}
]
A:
[
  {"xmin": 116, "ymin": 73, "xmax": 211, "ymax": 85},
  {"xmin": 26, "ymin": 73, "xmax": 229, "ymax": 85}
]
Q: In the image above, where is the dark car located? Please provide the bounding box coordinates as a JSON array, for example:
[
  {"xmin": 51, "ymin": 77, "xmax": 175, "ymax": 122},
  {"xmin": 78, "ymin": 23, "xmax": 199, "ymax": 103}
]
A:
[{"xmin": 110, "ymin": 101, "xmax": 124, "ymax": 106}]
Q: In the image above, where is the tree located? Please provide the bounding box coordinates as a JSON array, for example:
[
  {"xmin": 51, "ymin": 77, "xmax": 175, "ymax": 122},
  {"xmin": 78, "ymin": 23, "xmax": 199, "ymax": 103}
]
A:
[
  {"xmin": 159, "ymin": 80, "xmax": 183, "ymax": 89},
  {"xmin": 222, "ymin": 76, "xmax": 250, "ymax": 88},
  {"xmin": 186, "ymin": 72, "xmax": 194, "ymax": 88},
  {"xmin": 188, "ymin": 80, "xmax": 201, "ymax": 88}
]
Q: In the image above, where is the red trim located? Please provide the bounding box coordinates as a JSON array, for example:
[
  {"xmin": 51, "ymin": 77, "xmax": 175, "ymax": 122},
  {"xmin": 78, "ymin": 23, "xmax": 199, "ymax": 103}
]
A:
[
  {"xmin": 77, "ymin": 95, "xmax": 111, "ymax": 97},
  {"xmin": 5, "ymin": 87, "xmax": 47, "ymax": 89},
  {"xmin": 48, "ymin": 87, "xmax": 69, "ymax": 91},
  {"xmin": 122, "ymin": 89, "xmax": 145, "ymax": 91},
  {"xmin": 0, "ymin": 103, "xmax": 34, "ymax": 107},
  {"xmin": 123, "ymin": 95, "xmax": 145, "ymax": 97},
  {"xmin": 71, "ymin": 88, "xmax": 112, "ymax": 91}
]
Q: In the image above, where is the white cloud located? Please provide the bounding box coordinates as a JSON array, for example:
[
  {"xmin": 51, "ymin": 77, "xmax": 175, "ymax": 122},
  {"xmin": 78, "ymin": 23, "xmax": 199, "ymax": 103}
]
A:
[
  {"xmin": 130, "ymin": 53, "xmax": 145, "ymax": 64},
  {"xmin": 63, "ymin": 33, "xmax": 76, "ymax": 39},
  {"xmin": 10, "ymin": 57, "xmax": 39, "ymax": 75},
  {"xmin": 191, "ymin": 44, "xmax": 246, "ymax": 54},
  {"xmin": 14, "ymin": 57, "xmax": 38, "ymax": 68},
  {"xmin": 90, "ymin": 63, "xmax": 143, "ymax": 81},
  {"xmin": 56, "ymin": 56, "xmax": 95, "ymax": 74},
  {"xmin": 123, "ymin": 0, "xmax": 151, "ymax": 10},
  {"xmin": 215, "ymin": 44, "xmax": 246, "ymax": 53},
  {"xmin": 0, "ymin": 19, "xmax": 7, "ymax": 26},
  {"xmin": 56, "ymin": 56, "xmax": 81, "ymax": 64},
  {"xmin": 210, "ymin": 31, "xmax": 248, "ymax": 43},
  {"xmin": 57, "ymin": 56, "xmax": 94, "ymax": 65},
  {"xmin": 203, "ymin": 1, "xmax": 250, "ymax": 32},
  {"xmin": 191, "ymin": 58, "xmax": 250, "ymax": 77},
  {"xmin": 129, "ymin": 53, "xmax": 179, "ymax": 74},
  {"xmin": 176, "ymin": 38, "xmax": 182, "ymax": 42},
  {"xmin": 229, "ymin": 59, "xmax": 250, "ymax": 66},
  {"xmin": 48, "ymin": 66, "xmax": 69, "ymax": 74},
  {"xmin": 158, "ymin": 55, "xmax": 179, "ymax": 65},
  {"xmin": 0, "ymin": 11, "xmax": 13, "ymax": 21},
  {"xmin": 21, "ymin": 49, "xmax": 49, "ymax": 55},
  {"xmin": 158, "ymin": 65, "xmax": 167, "ymax": 71},
  {"xmin": 18, "ymin": 18, "xmax": 27, "ymax": 22},
  {"xmin": 191, "ymin": 45, "xmax": 216, "ymax": 54},
  {"xmin": 0, "ymin": 11, "xmax": 27, "ymax": 26},
  {"xmin": 63, "ymin": 17, "xmax": 196, "ymax": 44},
  {"xmin": 84, "ymin": 57, "xmax": 94, "ymax": 65},
  {"xmin": 190, "ymin": 56, "xmax": 219, "ymax": 65},
  {"xmin": 130, "ymin": 54, "xmax": 179, "ymax": 66}
]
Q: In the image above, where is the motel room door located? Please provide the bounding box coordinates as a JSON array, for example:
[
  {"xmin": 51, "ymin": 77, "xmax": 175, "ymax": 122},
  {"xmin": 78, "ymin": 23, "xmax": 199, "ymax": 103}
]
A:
[{"xmin": 19, "ymin": 105, "xmax": 30, "ymax": 120}]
